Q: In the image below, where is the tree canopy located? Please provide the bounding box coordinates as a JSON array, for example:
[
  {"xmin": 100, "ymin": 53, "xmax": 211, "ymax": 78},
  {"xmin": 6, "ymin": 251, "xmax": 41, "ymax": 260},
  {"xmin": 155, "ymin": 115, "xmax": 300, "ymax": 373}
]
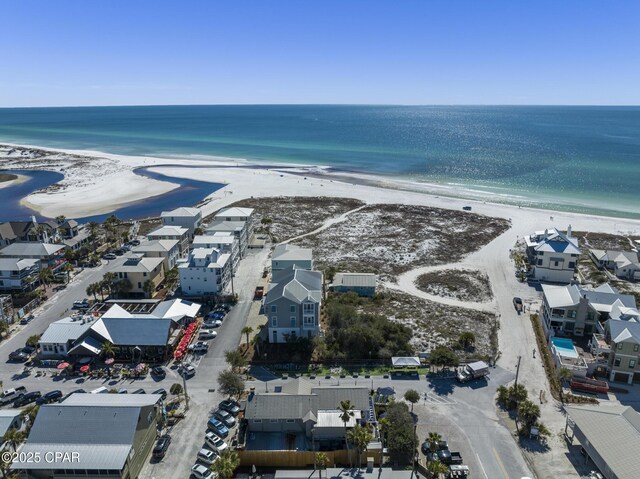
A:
[{"xmin": 384, "ymin": 401, "xmax": 416, "ymax": 465}]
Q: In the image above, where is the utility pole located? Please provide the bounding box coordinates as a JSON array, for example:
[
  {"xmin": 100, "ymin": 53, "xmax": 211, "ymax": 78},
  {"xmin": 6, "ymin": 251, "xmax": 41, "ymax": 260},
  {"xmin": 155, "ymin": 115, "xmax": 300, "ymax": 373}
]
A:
[
  {"xmin": 182, "ymin": 371, "xmax": 190, "ymax": 411},
  {"xmin": 514, "ymin": 355, "xmax": 522, "ymax": 389}
]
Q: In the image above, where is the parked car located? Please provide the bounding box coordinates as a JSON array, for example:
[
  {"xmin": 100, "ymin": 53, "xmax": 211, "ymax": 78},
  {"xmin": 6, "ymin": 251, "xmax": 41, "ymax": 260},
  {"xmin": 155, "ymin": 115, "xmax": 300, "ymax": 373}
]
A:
[
  {"xmin": 462, "ymin": 206, "xmax": 472, "ymax": 211},
  {"xmin": 118, "ymin": 388, "xmax": 128, "ymax": 394},
  {"xmin": 191, "ymin": 464, "xmax": 214, "ymax": 479},
  {"xmin": 513, "ymin": 297, "xmax": 523, "ymax": 313},
  {"xmin": 36, "ymin": 390, "xmax": 63, "ymax": 405},
  {"xmin": 8, "ymin": 349, "xmax": 30, "ymax": 362},
  {"xmin": 219, "ymin": 399, "xmax": 241, "ymax": 416},
  {"xmin": 14, "ymin": 391, "xmax": 41, "ymax": 407},
  {"xmin": 114, "ymin": 249, "xmax": 125, "ymax": 256},
  {"xmin": 73, "ymin": 299, "xmax": 90, "ymax": 309},
  {"xmin": 204, "ymin": 432, "xmax": 229, "ymax": 453},
  {"xmin": 22, "ymin": 345, "xmax": 37, "ymax": 355},
  {"xmin": 0, "ymin": 387, "xmax": 27, "ymax": 406},
  {"xmin": 152, "ymin": 434, "xmax": 171, "ymax": 459},
  {"xmin": 129, "ymin": 239, "xmax": 140, "ymax": 246},
  {"xmin": 152, "ymin": 388, "xmax": 167, "ymax": 400},
  {"xmin": 151, "ymin": 366, "xmax": 166, "ymax": 379},
  {"xmin": 132, "ymin": 388, "xmax": 146, "ymax": 394},
  {"xmin": 203, "ymin": 320, "xmax": 222, "ymax": 329},
  {"xmin": 207, "ymin": 418, "xmax": 229, "ymax": 437},
  {"xmin": 102, "ymin": 253, "xmax": 117, "ymax": 260},
  {"xmin": 19, "ymin": 314, "xmax": 35, "ymax": 325},
  {"xmin": 189, "ymin": 341, "xmax": 209, "ymax": 354},
  {"xmin": 213, "ymin": 409, "xmax": 236, "ymax": 428},
  {"xmin": 198, "ymin": 329, "xmax": 217, "ymax": 340},
  {"xmin": 196, "ymin": 447, "xmax": 217, "ymax": 466},
  {"xmin": 180, "ymin": 364, "xmax": 196, "ymax": 378}
]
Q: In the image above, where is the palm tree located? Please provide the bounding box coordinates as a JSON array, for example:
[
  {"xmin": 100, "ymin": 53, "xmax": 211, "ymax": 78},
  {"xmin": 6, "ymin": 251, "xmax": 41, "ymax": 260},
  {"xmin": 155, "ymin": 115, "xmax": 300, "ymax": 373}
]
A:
[
  {"xmin": 21, "ymin": 404, "xmax": 39, "ymax": 433},
  {"xmin": 102, "ymin": 341, "xmax": 115, "ymax": 359},
  {"xmin": 115, "ymin": 279, "xmax": 132, "ymax": 299},
  {"xmin": 426, "ymin": 460, "xmax": 449, "ymax": 479},
  {"xmin": 315, "ymin": 452, "xmax": 329, "ymax": 479},
  {"xmin": 143, "ymin": 280, "xmax": 155, "ymax": 299},
  {"xmin": 2, "ymin": 428, "xmax": 25, "ymax": 451},
  {"xmin": 241, "ymin": 326, "xmax": 253, "ymax": 349},
  {"xmin": 61, "ymin": 262, "xmax": 74, "ymax": 284},
  {"xmin": 55, "ymin": 215, "xmax": 66, "ymax": 225},
  {"xmin": 517, "ymin": 399, "xmax": 541, "ymax": 430},
  {"xmin": 164, "ymin": 267, "xmax": 179, "ymax": 290},
  {"xmin": 86, "ymin": 283, "xmax": 98, "ymax": 302},
  {"xmin": 102, "ymin": 272, "xmax": 117, "ymax": 298},
  {"xmin": 38, "ymin": 267, "xmax": 54, "ymax": 290},
  {"xmin": 378, "ymin": 417, "xmax": 390, "ymax": 447},
  {"xmin": 87, "ymin": 221, "xmax": 100, "ymax": 242},
  {"xmin": 509, "ymin": 383, "xmax": 528, "ymax": 409},
  {"xmin": 346, "ymin": 424, "xmax": 373, "ymax": 470},
  {"xmin": 209, "ymin": 449, "xmax": 240, "ymax": 479},
  {"xmin": 338, "ymin": 400, "xmax": 355, "ymax": 466},
  {"xmin": 427, "ymin": 431, "xmax": 442, "ymax": 453},
  {"xmin": 496, "ymin": 385, "xmax": 509, "ymax": 407}
]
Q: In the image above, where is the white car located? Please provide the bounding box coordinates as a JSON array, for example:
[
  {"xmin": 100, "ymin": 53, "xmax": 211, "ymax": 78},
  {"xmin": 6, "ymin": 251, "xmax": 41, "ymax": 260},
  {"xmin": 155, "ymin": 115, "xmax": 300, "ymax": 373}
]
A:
[
  {"xmin": 180, "ymin": 364, "xmax": 196, "ymax": 378},
  {"xmin": 203, "ymin": 320, "xmax": 222, "ymax": 328},
  {"xmin": 196, "ymin": 447, "xmax": 217, "ymax": 465},
  {"xmin": 192, "ymin": 464, "xmax": 214, "ymax": 479},
  {"xmin": 199, "ymin": 329, "xmax": 218, "ymax": 340},
  {"xmin": 189, "ymin": 341, "xmax": 209, "ymax": 353},
  {"xmin": 205, "ymin": 431, "xmax": 229, "ymax": 453}
]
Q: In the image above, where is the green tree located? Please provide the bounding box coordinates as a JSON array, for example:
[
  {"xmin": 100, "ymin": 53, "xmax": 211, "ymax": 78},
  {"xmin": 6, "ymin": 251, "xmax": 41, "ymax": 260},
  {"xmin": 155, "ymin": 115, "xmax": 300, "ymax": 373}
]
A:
[
  {"xmin": 143, "ymin": 279, "xmax": 155, "ymax": 299},
  {"xmin": 225, "ymin": 349, "xmax": 248, "ymax": 373},
  {"xmin": 38, "ymin": 267, "xmax": 53, "ymax": 290},
  {"xmin": 164, "ymin": 267, "xmax": 179, "ymax": 290},
  {"xmin": 87, "ymin": 221, "xmax": 100, "ymax": 242},
  {"xmin": 209, "ymin": 449, "xmax": 240, "ymax": 479},
  {"xmin": 346, "ymin": 424, "xmax": 373, "ymax": 469},
  {"xmin": 338, "ymin": 400, "xmax": 355, "ymax": 466},
  {"xmin": 61, "ymin": 262, "xmax": 74, "ymax": 283},
  {"xmin": 2, "ymin": 428, "xmax": 25, "ymax": 451},
  {"xmin": 509, "ymin": 383, "xmax": 528, "ymax": 409},
  {"xmin": 458, "ymin": 331, "xmax": 476, "ymax": 349},
  {"xmin": 426, "ymin": 460, "xmax": 449, "ymax": 479},
  {"xmin": 427, "ymin": 431, "xmax": 442, "ymax": 453},
  {"xmin": 385, "ymin": 402, "xmax": 416, "ymax": 465},
  {"xmin": 429, "ymin": 346, "xmax": 459, "ymax": 369},
  {"xmin": 496, "ymin": 385, "xmax": 509, "ymax": 407},
  {"xmin": 241, "ymin": 326, "xmax": 253, "ymax": 349},
  {"xmin": 102, "ymin": 341, "xmax": 115, "ymax": 359},
  {"xmin": 55, "ymin": 215, "xmax": 66, "ymax": 225},
  {"xmin": 21, "ymin": 404, "xmax": 39, "ymax": 433},
  {"xmin": 169, "ymin": 383, "xmax": 183, "ymax": 396},
  {"xmin": 26, "ymin": 335, "xmax": 41, "ymax": 348},
  {"xmin": 517, "ymin": 399, "xmax": 541, "ymax": 429},
  {"xmin": 378, "ymin": 417, "xmax": 390, "ymax": 447},
  {"xmin": 114, "ymin": 279, "xmax": 132, "ymax": 299},
  {"xmin": 404, "ymin": 389, "xmax": 420, "ymax": 412},
  {"xmin": 315, "ymin": 452, "xmax": 329, "ymax": 479},
  {"xmin": 558, "ymin": 367, "xmax": 572, "ymax": 384},
  {"xmin": 86, "ymin": 283, "xmax": 99, "ymax": 301},
  {"xmin": 217, "ymin": 370, "xmax": 245, "ymax": 399}
]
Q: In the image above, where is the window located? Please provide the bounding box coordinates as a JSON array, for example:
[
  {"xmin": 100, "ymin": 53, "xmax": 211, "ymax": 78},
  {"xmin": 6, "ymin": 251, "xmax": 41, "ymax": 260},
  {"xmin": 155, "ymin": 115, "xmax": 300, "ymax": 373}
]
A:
[
  {"xmin": 271, "ymin": 316, "xmax": 277, "ymax": 327},
  {"xmin": 303, "ymin": 303, "xmax": 315, "ymax": 313},
  {"xmin": 253, "ymin": 419, "xmax": 262, "ymax": 423},
  {"xmin": 143, "ymin": 272, "xmax": 147, "ymax": 277},
  {"xmin": 614, "ymin": 357, "xmax": 621, "ymax": 367},
  {"xmin": 290, "ymin": 305, "xmax": 296, "ymax": 313},
  {"xmin": 618, "ymin": 343, "xmax": 623, "ymax": 350},
  {"xmin": 635, "ymin": 344, "xmax": 639, "ymax": 352},
  {"xmin": 630, "ymin": 359, "xmax": 636, "ymax": 369},
  {"xmin": 554, "ymin": 261, "xmax": 559, "ymax": 267},
  {"xmin": 270, "ymin": 419, "xmax": 278, "ymax": 423},
  {"xmin": 290, "ymin": 317, "xmax": 296, "ymax": 327},
  {"xmin": 304, "ymin": 316, "xmax": 315, "ymax": 327},
  {"xmin": 568, "ymin": 310, "xmax": 577, "ymax": 319},
  {"xmin": 537, "ymin": 259, "xmax": 543, "ymax": 265},
  {"xmin": 271, "ymin": 305, "xmax": 277, "ymax": 313},
  {"xmin": 568, "ymin": 262, "xmax": 575, "ymax": 269},
  {"xmin": 286, "ymin": 419, "xmax": 296, "ymax": 423},
  {"xmin": 538, "ymin": 251, "xmax": 544, "ymax": 256}
]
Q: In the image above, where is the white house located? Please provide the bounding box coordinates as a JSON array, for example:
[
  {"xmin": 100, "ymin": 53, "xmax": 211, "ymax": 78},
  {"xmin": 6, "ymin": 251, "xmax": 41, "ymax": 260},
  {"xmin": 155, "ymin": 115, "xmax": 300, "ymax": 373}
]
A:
[
  {"xmin": 209, "ymin": 207, "xmax": 254, "ymax": 257},
  {"xmin": 526, "ymin": 226, "xmax": 580, "ymax": 283},
  {"xmin": 132, "ymin": 239, "xmax": 180, "ymax": 272},
  {"xmin": 147, "ymin": 225, "xmax": 190, "ymax": 257},
  {"xmin": 192, "ymin": 232, "xmax": 239, "ymax": 271},
  {"xmin": 161, "ymin": 207, "xmax": 202, "ymax": 239},
  {"xmin": 590, "ymin": 249, "xmax": 640, "ymax": 281},
  {"xmin": 0, "ymin": 257, "xmax": 39, "ymax": 293},
  {"xmin": 178, "ymin": 248, "xmax": 231, "ymax": 296},
  {"xmin": 271, "ymin": 244, "xmax": 313, "ymax": 271}
]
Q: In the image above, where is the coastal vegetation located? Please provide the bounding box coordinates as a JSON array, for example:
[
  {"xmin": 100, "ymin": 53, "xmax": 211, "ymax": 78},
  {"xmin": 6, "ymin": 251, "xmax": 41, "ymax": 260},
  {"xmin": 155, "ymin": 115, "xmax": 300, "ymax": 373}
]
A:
[
  {"xmin": 415, "ymin": 269, "xmax": 493, "ymax": 302},
  {"xmin": 0, "ymin": 173, "xmax": 17, "ymax": 183}
]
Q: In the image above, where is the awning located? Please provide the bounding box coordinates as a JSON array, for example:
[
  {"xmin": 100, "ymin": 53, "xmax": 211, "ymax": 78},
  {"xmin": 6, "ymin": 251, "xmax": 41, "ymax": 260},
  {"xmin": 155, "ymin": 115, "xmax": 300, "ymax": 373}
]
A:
[
  {"xmin": 391, "ymin": 356, "xmax": 421, "ymax": 368},
  {"xmin": 68, "ymin": 337, "xmax": 103, "ymax": 356}
]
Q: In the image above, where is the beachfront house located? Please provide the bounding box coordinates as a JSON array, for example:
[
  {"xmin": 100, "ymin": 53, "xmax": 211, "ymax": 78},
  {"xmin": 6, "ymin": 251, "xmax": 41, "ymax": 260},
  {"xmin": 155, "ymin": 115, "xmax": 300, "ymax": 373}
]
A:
[
  {"xmin": 178, "ymin": 247, "xmax": 231, "ymax": 296},
  {"xmin": 0, "ymin": 219, "xmax": 61, "ymax": 246},
  {"xmin": 12, "ymin": 394, "xmax": 163, "ymax": 479},
  {"xmin": 132, "ymin": 239, "xmax": 181, "ymax": 271},
  {"xmin": 192, "ymin": 232, "xmax": 239, "ymax": 271},
  {"xmin": 111, "ymin": 253, "xmax": 166, "ymax": 298},
  {"xmin": 0, "ymin": 257, "xmax": 39, "ymax": 293},
  {"xmin": 208, "ymin": 206, "xmax": 254, "ymax": 257},
  {"xmin": 602, "ymin": 320, "xmax": 640, "ymax": 384},
  {"xmin": 590, "ymin": 249, "xmax": 640, "ymax": 281},
  {"xmin": 525, "ymin": 226, "xmax": 580, "ymax": 283},
  {"xmin": 265, "ymin": 267, "xmax": 323, "ymax": 343},
  {"xmin": 0, "ymin": 242, "xmax": 67, "ymax": 273},
  {"xmin": 271, "ymin": 243, "xmax": 313, "ymax": 271},
  {"xmin": 244, "ymin": 378, "xmax": 376, "ymax": 455},
  {"xmin": 147, "ymin": 225, "xmax": 190, "ymax": 257},
  {"xmin": 161, "ymin": 206, "xmax": 202, "ymax": 239},
  {"xmin": 541, "ymin": 283, "xmax": 637, "ymax": 337},
  {"xmin": 330, "ymin": 272, "xmax": 377, "ymax": 297}
]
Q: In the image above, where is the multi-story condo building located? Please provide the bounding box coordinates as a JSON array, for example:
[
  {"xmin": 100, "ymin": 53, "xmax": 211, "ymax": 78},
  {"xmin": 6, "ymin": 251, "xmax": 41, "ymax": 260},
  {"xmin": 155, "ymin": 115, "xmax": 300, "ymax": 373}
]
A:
[{"xmin": 526, "ymin": 226, "xmax": 580, "ymax": 283}]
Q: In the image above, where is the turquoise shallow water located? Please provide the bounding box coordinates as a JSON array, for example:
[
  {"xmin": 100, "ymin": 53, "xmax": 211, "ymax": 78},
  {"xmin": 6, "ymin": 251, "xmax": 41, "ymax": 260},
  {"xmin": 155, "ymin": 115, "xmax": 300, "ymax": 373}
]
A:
[{"xmin": 0, "ymin": 105, "xmax": 639, "ymax": 217}]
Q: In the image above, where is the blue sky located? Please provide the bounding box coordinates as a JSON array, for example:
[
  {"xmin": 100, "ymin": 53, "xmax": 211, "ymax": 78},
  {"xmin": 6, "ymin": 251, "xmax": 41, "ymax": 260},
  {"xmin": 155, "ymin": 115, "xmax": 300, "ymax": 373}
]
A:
[{"xmin": 1, "ymin": 1, "xmax": 639, "ymax": 106}]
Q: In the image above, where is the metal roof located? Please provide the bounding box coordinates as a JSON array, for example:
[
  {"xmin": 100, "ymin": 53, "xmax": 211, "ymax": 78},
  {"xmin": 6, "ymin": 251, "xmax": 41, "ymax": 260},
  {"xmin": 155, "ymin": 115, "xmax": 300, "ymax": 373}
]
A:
[
  {"xmin": 333, "ymin": 273, "xmax": 376, "ymax": 288},
  {"xmin": 245, "ymin": 393, "xmax": 318, "ymax": 420},
  {"xmin": 316, "ymin": 410, "xmax": 361, "ymax": 428},
  {"xmin": 62, "ymin": 394, "xmax": 162, "ymax": 407},
  {"xmin": 265, "ymin": 268, "xmax": 322, "ymax": 305},
  {"xmin": 90, "ymin": 317, "xmax": 173, "ymax": 346},
  {"xmin": 392, "ymin": 356, "xmax": 421, "ymax": 367},
  {"xmin": 0, "ymin": 409, "xmax": 21, "ymax": 437},
  {"xmin": 273, "ymin": 243, "xmax": 313, "ymax": 262},
  {"xmin": 0, "ymin": 257, "xmax": 38, "ymax": 271},
  {"xmin": 133, "ymin": 239, "xmax": 179, "ymax": 253},
  {"xmin": 39, "ymin": 317, "xmax": 94, "ymax": 344},
  {"xmin": 565, "ymin": 404, "xmax": 640, "ymax": 479},
  {"xmin": 608, "ymin": 320, "xmax": 640, "ymax": 345},
  {"xmin": 161, "ymin": 207, "xmax": 201, "ymax": 217},
  {"xmin": 0, "ymin": 242, "xmax": 64, "ymax": 257},
  {"xmin": 214, "ymin": 207, "xmax": 254, "ymax": 218},
  {"xmin": 207, "ymin": 220, "xmax": 246, "ymax": 233},
  {"xmin": 147, "ymin": 225, "xmax": 188, "ymax": 237}
]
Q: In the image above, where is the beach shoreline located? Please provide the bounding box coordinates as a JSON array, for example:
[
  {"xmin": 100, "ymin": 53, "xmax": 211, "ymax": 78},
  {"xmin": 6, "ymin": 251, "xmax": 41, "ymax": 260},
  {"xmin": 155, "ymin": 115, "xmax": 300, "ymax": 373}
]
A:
[{"xmin": 1, "ymin": 142, "xmax": 640, "ymax": 237}]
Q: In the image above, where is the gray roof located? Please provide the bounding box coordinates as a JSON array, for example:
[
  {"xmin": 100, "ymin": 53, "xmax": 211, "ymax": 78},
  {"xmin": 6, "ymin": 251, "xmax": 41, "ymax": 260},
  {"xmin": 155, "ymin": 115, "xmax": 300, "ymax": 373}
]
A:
[
  {"xmin": 565, "ymin": 404, "xmax": 640, "ymax": 479},
  {"xmin": 312, "ymin": 387, "xmax": 370, "ymax": 411},
  {"xmin": 39, "ymin": 317, "xmax": 94, "ymax": 344},
  {"xmin": 161, "ymin": 207, "xmax": 201, "ymax": 218},
  {"xmin": 12, "ymin": 396, "xmax": 160, "ymax": 471},
  {"xmin": 0, "ymin": 242, "xmax": 64, "ymax": 257},
  {"xmin": 207, "ymin": 220, "xmax": 246, "ymax": 233},
  {"xmin": 0, "ymin": 409, "xmax": 22, "ymax": 437},
  {"xmin": 608, "ymin": 320, "xmax": 640, "ymax": 345},
  {"xmin": 273, "ymin": 243, "xmax": 313, "ymax": 262},
  {"xmin": 333, "ymin": 273, "xmax": 376, "ymax": 288},
  {"xmin": 0, "ymin": 257, "xmax": 38, "ymax": 271},
  {"xmin": 89, "ymin": 317, "xmax": 173, "ymax": 346},
  {"xmin": 132, "ymin": 239, "xmax": 179, "ymax": 253},
  {"xmin": 147, "ymin": 225, "xmax": 188, "ymax": 237},
  {"xmin": 214, "ymin": 207, "xmax": 254, "ymax": 218},
  {"xmin": 265, "ymin": 268, "xmax": 323, "ymax": 305}
]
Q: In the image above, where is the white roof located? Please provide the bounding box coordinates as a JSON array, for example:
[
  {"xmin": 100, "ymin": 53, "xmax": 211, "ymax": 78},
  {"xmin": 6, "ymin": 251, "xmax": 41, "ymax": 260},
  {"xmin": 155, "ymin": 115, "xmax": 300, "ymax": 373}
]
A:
[
  {"xmin": 565, "ymin": 404, "xmax": 640, "ymax": 479},
  {"xmin": 147, "ymin": 225, "xmax": 188, "ymax": 237},
  {"xmin": 0, "ymin": 242, "xmax": 64, "ymax": 257},
  {"xmin": 0, "ymin": 257, "xmax": 38, "ymax": 270},
  {"xmin": 112, "ymin": 254, "xmax": 164, "ymax": 273},
  {"xmin": 132, "ymin": 239, "xmax": 179, "ymax": 253},
  {"xmin": 207, "ymin": 220, "xmax": 246, "ymax": 233},
  {"xmin": 102, "ymin": 299, "xmax": 201, "ymax": 321},
  {"xmin": 40, "ymin": 317, "xmax": 94, "ymax": 344},
  {"xmin": 161, "ymin": 207, "xmax": 201, "ymax": 218},
  {"xmin": 541, "ymin": 284, "xmax": 582, "ymax": 308},
  {"xmin": 273, "ymin": 243, "xmax": 313, "ymax": 262},
  {"xmin": 528, "ymin": 227, "xmax": 580, "ymax": 255},
  {"xmin": 215, "ymin": 207, "xmax": 254, "ymax": 218},
  {"xmin": 391, "ymin": 357, "xmax": 421, "ymax": 367},
  {"xmin": 333, "ymin": 273, "xmax": 377, "ymax": 288},
  {"xmin": 316, "ymin": 410, "xmax": 362, "ymax": 428},
  {"xmin": 193, "ymin": 235, "xmax": 235, "ymax": 247},
  {"xmin": 62, "ymin": 394, "xmax": 162, "ymax": 407}
]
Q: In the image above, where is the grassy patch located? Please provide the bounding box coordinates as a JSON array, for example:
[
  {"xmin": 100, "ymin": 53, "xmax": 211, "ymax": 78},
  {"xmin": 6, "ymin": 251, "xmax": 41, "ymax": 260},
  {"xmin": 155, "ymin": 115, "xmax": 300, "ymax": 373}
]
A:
[
  {"xmin": 0, "ymin": 173, "xmax": 18, "ymax": 183},
  {"xmin": 574, "ymin": 231, "xmax": 634, "ymax": 251},
  {"xmin": 415, "ymin": 269, "xmax": 493, "ymax": 302}
]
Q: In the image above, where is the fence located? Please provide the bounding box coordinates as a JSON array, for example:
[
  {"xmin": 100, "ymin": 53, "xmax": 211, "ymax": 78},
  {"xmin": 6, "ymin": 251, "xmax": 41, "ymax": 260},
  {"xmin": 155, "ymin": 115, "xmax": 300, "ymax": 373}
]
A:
[{"xmin": 238, "ymin": 449, "xmax": 381, "ymax": 468}]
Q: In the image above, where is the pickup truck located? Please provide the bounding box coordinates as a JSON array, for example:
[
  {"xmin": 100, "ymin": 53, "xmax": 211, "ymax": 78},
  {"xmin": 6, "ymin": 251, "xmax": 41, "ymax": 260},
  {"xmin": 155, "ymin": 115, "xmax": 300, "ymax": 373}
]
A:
[
  {"xmin": 456, "ymin": 361, "xmax": 490, "ymax": 383},
  {"xmin": 437, "ymin": 449, "xmax": 463, "ymax": 465},
  {"xmin": 0, "ymin": 387, "xmax": 27, "ymax": 406}
]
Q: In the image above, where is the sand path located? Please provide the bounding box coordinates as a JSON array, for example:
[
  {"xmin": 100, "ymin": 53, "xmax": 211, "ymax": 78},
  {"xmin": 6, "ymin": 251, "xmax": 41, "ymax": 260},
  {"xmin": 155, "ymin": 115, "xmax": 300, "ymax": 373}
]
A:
[{"xmin": 282, "ymin": 204, "xmax": 368, "ymax": 244}]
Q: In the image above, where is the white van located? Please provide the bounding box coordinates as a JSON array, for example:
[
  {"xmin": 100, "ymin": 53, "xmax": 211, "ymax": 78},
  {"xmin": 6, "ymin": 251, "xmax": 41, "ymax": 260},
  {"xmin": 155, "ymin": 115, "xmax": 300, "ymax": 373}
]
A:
[{"xmin": 90, "ymin": 386, "xmax": 109, "ymax": 394}]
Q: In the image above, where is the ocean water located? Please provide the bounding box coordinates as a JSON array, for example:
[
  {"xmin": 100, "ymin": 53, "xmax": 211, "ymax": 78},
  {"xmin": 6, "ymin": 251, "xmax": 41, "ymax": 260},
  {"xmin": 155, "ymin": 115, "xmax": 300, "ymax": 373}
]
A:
[{"xmin": 0, "ymin": 105, "xmax": 639, "ymax": 217}]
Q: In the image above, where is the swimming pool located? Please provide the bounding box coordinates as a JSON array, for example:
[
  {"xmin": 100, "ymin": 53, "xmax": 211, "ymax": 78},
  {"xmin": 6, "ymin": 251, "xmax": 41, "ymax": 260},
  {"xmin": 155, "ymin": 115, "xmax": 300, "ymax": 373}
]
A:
[{"xmin": 551, "ymin": 337, "xmax": 579, "ymax": 359}]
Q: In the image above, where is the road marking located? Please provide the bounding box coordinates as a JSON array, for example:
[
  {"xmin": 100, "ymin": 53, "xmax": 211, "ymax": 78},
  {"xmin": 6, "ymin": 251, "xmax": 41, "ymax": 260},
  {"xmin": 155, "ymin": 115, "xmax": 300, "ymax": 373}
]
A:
[
  {"xmin": 424, "ymin": 392, "xmax": 456, "ymax": 404},
  {"xmin": 492, "ymin": 447, "xmax": 510, "ymax": 479},
  {"xmin": 476, "ymin": 453, "xmax": 489, "ymax": 479}
]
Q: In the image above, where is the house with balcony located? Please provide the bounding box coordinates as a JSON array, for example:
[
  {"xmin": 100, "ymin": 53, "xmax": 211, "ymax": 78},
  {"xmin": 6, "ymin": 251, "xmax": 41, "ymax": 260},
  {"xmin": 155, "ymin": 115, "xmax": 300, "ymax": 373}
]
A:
[
  {"xmin": 540, "ymin": 283, "xmax": 637, "ymax": 337},
  {"xmin": 265, "ymin": 267, "xmax": 323, "ymax": 343},
  {"xmin": 0, "ymin": 219, "xmax": 61, "ymax": 246},
  {"xmin": 526, "ymin": 226, "xmax": 580, "ymax": 283},
  {"xmin": 111, "ymin": 254, "xmax": 165, "ymax": 298},
  {"xmin": 161, "ymin": 207, "xmax": 202, "ymax": 239},
  {"xmin": 132, "ymin": 239, "xmax": 180, "ymax": 272},
  {"xmin": 590, "ymin": 249, "xmax": 640, "ymax": 281},
  {"xmin": 604, "ymin": 320, "xmax": 640, "ymax": 384},
  {"xmin": 192, "ymin": 232, "xmax": 239, "ymax": 271},
  {"xmin": 0, "ymin": 242, "xmax": 66, "ymax": 272},
  {"xmin": 0, "ymin": 257, "xmax": 39, "ymax": 292},
  {"xmin": 178, "ymin": 247, "xmax": 231, "ymax": 296},
  {"xmin": 147, "ymin": 225, "xmax": 190, "ymax": 257},
  {"xmin": 271, "ymin": 243, "xmax": 313, "ymax": 271},
  {"xmin": 208, "ymin": 207, "xmax": 254, "ymax": 257}
]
